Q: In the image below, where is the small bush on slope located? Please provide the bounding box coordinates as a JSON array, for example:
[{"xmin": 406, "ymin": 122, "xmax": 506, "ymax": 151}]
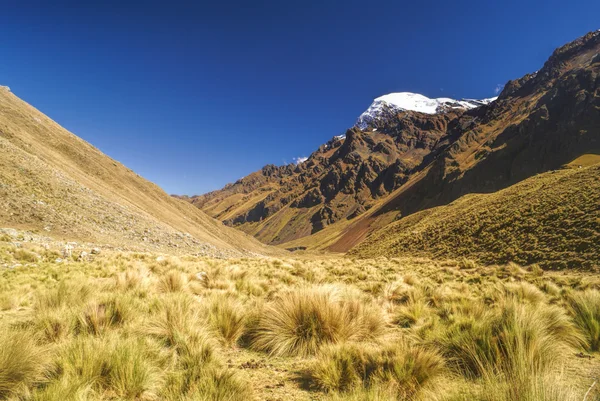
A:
[
  {"xmin": 568, "ymin": 289, "xmax": 600, "ymax": 351},
  {"xmin": 250, "ymin": 287, "xmax": 385, "ymax": 356},
  {"xmin": 308, "ymin": 341, "xmax": 444, "ymax": 398},
  {"xmin": 0, "ymin": 331, "xmax": 48, "ymax": 399}
]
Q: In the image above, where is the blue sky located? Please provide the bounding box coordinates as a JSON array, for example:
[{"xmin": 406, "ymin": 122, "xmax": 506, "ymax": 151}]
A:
[{"xmin": 2, "ymin": 1, "xmax": 599, "ymax": 195}]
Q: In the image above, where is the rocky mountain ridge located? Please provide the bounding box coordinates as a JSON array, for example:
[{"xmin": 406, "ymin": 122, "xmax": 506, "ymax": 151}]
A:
[{"xmin": 181, "ymin": 30, "xmax": 600, "ymax": 251}]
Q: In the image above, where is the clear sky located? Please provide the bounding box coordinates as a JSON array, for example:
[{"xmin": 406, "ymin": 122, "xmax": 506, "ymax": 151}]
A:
[{"xmin": 2, "ymin": 1, "xmax": 599, "ymax": 195}]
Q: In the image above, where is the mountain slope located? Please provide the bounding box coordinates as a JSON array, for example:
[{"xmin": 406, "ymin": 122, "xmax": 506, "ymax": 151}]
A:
[
  {"xmin": 323, "ymin": 29, "xmax": 600, "ymax": 253},
  {"xmin": 181, "ymin": 30, "xmax": 599, "ymax": 259},
  {"xmin": 283, "ymin": 30, "xmax": 600, "ymax": 256},
  {"xmin": 0, "ymin": 86, "xmax": 276, "ymax": 256},
  {"xmin": 183, "ymin": 96, "xmax": 488, "ymax": 245},
  {"xmin": 349, "ymin": 160, "xmax": 600, "ymax": 269}
]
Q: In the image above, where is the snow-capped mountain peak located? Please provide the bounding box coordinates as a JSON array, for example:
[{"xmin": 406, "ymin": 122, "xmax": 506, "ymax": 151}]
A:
[{"xmin": 356, "ymin": 92, "xmax": 497, "ymax": 129}]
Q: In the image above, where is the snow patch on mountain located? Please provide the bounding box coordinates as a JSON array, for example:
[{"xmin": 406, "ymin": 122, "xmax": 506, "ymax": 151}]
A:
[
  {"xmin": 293, "ymin": 156, "xmax": 308, "ymax": 165},
  {"xmin": 356, "ymin": 92, "xmax": 497, "ymax": 129}
]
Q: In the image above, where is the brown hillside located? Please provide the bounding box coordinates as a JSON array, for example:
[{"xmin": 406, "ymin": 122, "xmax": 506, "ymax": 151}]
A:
[{"xmin": 0, "ymin": 86, "xmax": 277, "ymax": 256}]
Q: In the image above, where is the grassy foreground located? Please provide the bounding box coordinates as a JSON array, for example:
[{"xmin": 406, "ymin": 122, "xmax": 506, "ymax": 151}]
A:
[{"xmin": 0, "ymin": 240, "xmax": 599, "ymax": 400}]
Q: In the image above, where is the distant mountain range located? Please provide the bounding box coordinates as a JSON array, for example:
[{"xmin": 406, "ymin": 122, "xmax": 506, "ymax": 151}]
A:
[{"xmin": 179, "ymin": 30, "xmax": 600, "ymax": 268}]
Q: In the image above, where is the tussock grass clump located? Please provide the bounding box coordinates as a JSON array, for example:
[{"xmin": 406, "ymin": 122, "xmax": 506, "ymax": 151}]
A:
[
  {"xmin": 35, "ymin": 280, "xmax": 94, "ymax": 311},
  {"xmin": 55, "ymin": 336, "xmax": 161, "ymax": 400},
  {"xmin": 30, "ymin": 376, "xmax": 93, "ymax": 401},
  {"xmin": 321, "ymin": 384, "xmax": 397, "ymax": 401},
  {"xmin": 115, "ymin": 267, "xmax": 147, "ymax": 291},
  {"xmin": 0, "ymin": 331, "xmax": 48, "ymax": 399},
  {"xmin": 13, "ymin": 248, "xmax": 39, "ymax": 263},
  {"xmin": 163, "ymin": 365, "xmax": 252, "ymax": 401},
  {"xmin": 207, "ymin": 295, "xmax": 247, "ymax": 347},
  {"xmin": 438, "ymin": 299, "xmax": 583, "ymax": 379},
  {"xmin": 0, "ymin": 293, "xmax": 19, "ymax": 311},
  {"xmin": 383, "ymin": 281, "xmax": 420, "ymax": 305},
  {"xmin": 497, "ymin": 282, "xmax": 546, "ymax": 303},
  {"xmin": 76, "ymin": 296, "xmax": 132, "ymax": 335},
  {"xmin": 392, "ymin": 299, "xmax": 431, "ymax": 328},
  {"xmin": 158, "ymin": 269, "xmax": 188, "ymax": 293},
  {"xmin": 250, "ymin": 287, "xmax": 385, "ymax": 356},
  {"xmin": 568, "ymin": 289, "xmax": 600, "ymax": 351},
  {"xmin": 308, "ymin": 341, "xmax": 444, "ymax": 398},
  {"xmin": 145, "ymin": 295, "xmax": 207, "ymax": 354},
  {"xmin": 473, "ymin": 373, "xmax": 579, "ymax": 401},
  {"xmin": 539, "ymin": 280, "xmax": 561, "ymax": 296},
  {"xmin": 33, "ymin": 307, "xmax": 78, "ymax": 342},
  {"xmin": 147, "ymin": 297, "xmax": 252, "ymax": 401}
]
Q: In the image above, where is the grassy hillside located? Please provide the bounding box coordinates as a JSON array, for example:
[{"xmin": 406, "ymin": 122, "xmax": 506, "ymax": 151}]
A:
[
  {"xmin": 0, "ymin": 86, "xmax": 276, "ymax": 256},
  {"xmin": 350, "ymin": 161, "xmax": 600, "ymax": 269},
  {"xmin": 1, "ymin": 238, "xmax": 599, "ymax": 400}
]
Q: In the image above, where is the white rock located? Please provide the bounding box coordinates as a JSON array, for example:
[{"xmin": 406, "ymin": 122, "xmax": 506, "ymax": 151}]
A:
[{"xmin": 62, "ymin": 244, "xmax": 74, "ymax": 258}]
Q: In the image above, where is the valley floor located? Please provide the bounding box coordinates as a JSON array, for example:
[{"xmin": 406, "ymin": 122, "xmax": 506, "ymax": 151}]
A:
[{"xmin": 1, "ymin": 232, "xmax": 599, "ymax": 401}]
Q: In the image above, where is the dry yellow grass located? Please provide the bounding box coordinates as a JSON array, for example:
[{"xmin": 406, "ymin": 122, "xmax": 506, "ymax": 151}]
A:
[{"xmin": 1, "ymin": 238, "xmax": 599, "ymax": 400}]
